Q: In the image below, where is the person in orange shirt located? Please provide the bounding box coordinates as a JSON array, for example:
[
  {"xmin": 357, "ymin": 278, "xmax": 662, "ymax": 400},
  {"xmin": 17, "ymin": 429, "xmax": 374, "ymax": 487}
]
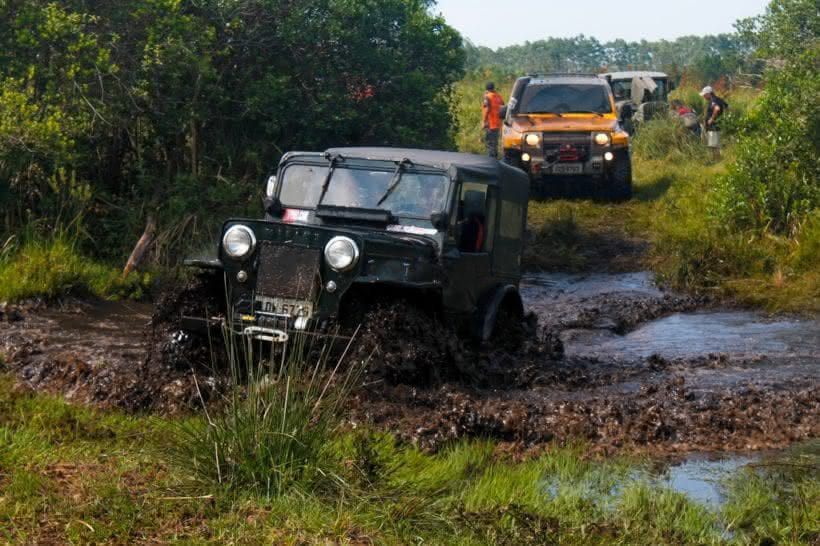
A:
[{"xmin": 482, "ymin": 82, "xmax": 505, "ymax": 158}]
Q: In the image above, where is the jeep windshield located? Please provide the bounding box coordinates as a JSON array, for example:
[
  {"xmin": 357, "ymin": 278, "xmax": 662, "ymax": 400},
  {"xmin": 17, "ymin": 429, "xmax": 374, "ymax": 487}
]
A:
[
  {"xmin": 519, "ymin": 84, "xmax": 612, "ymax": 115},
  {"xmin": 277, "ymin": 163, "xmax": 449, "ymax": 218}
]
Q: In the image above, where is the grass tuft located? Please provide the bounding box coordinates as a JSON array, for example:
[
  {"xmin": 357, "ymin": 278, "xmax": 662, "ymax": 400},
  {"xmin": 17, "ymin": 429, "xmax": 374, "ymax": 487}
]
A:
[
  {"xmin": 0, "ymin": 236, "xmax": 150, "ymax": 302},
  {"xmin": 160, "ymin": 331, "xmax": 364, "ymax": 498}
]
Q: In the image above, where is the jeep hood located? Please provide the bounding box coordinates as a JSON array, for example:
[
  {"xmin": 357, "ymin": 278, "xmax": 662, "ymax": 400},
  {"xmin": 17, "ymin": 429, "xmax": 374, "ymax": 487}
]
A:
[{"xmin": 511, "ymin": 115, "xmax": 619, "ymax": 133}]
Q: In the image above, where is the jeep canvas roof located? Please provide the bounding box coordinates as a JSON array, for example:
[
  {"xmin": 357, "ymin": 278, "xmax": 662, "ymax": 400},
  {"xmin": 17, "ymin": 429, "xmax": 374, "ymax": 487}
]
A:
[{"xmin": 318, "ymin": 147, "xmax": 529, "ymax": 194}]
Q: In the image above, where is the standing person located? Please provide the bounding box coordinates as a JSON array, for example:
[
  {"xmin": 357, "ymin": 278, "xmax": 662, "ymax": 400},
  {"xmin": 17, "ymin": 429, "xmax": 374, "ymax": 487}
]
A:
[
  {"xmin": 482, "ymin": 82, "xmax": 505, "ymax": 158},
  {"xmin": 699, "ymin": 86, "xmax": 727, "ymax": 160}
]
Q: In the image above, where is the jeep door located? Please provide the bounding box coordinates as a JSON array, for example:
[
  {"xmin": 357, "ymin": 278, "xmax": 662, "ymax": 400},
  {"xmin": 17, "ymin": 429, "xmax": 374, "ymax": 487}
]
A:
[{"xmin": 442, "ymin": 179, "xmax": 498, "ymax": 315}]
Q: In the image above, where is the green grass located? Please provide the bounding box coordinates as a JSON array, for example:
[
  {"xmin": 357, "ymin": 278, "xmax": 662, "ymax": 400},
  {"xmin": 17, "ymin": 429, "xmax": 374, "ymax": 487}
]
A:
[
  {"xmin": 1, "ymin": 373, "xmax": 817, "ymax": 544},
  {"xmin": 636, "ymin": 154, "xmax": 819, "ymax": 313},
  {"xmin": 0, "ymin": 236, "xmax": 150, "ymax": 302}
]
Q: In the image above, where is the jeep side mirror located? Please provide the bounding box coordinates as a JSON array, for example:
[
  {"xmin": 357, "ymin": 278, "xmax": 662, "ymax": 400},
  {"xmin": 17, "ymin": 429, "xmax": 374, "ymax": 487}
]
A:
[
  {"xmin": 430, "ymin": 211, "xmax": 449, "ymax": 231},
  {"xmin": 263, "ymin": 196, "xmax": 283, "ymax": 217},
  {"xmin": 499, "ymin": 105, "xmax": 508, "ymax": 119}
]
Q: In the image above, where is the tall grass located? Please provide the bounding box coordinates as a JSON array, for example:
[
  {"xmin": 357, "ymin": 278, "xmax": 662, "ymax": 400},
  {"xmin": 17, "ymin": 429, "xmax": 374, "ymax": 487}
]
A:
[
  {"xmin": 453, "ymin": 75, "xmax": 516, "ymax": 155},
  {"xmin": 162, "ymin": 327, "xmax": 365, "ymax": 498},
  {"xmin": 0, "ymin": 234, "xmax": 149, "ymax": 302},
  {"xmin": 631, "ymin": 118, "xmax": 703, "ymax": 162}
]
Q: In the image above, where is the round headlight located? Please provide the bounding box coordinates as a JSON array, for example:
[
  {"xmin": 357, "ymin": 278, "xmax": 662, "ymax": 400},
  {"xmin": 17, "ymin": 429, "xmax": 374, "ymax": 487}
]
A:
[
  {"xmin": 324, "ymin": 236, "xmax": 359, "ymax": 272},
  {"xmin": 594, "ymin": 132, "xmax": 611, "ymax": 146},
  {"xmin": 222, "ymin": 225, "xmax": 256, "ymax": 259},
  {"xmin": 525, "ymin": 133, "xmax": 541, "ymax": 147}
]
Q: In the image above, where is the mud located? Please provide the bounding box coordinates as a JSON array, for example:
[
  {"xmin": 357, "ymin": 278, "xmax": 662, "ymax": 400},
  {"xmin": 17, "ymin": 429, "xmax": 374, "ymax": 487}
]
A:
[
  {"xmin": 0, "ymin": 297, "xmax": 222, "ymax": 414},
  {"xmin": 0, "ymin": 271, "xmax": 818, "ymax": 455}
]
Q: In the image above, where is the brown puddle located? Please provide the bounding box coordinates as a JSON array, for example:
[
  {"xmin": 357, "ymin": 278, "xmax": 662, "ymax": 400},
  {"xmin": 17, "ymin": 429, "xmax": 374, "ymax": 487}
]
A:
[{"xmin": 1, "ymin": 272, "xmax": 818, "ymax": 455}]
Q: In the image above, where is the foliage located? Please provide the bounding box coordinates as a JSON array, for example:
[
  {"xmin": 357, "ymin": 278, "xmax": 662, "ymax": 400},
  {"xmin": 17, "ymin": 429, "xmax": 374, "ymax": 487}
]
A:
[
  {"xmin": 0, "ymin": 0, "xmax": 465, "ymax": 261},
  {"xmin": 0, "ymin": 235, "xmax": 149, "ymax": 302},
  {"xmin": 632, "ymin": 118, "xmax": 703, "ymax": 162},
  {"xmin": 713, "ymin": 0, "xmax": 819, "ymax": 235},
  {"xmin": 463, "ymin": 33, "xmax": 753, "ymax": 83},
  {"xmin": 636, "ymin": 155, "xmax": 819, "ymax": 313}
]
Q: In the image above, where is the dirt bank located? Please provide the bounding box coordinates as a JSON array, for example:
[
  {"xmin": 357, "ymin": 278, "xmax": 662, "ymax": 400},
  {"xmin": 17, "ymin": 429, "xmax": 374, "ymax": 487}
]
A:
[{"xmin": 1, "ymin": 271, "xmax": 816, "ymax": 456}]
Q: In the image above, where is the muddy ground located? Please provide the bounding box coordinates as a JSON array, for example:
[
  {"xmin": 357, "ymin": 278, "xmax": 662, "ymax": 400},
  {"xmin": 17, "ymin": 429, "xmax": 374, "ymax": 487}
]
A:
[{"xmin": 1, "ymin": 269, "xmax": 817, "ymax": 456}]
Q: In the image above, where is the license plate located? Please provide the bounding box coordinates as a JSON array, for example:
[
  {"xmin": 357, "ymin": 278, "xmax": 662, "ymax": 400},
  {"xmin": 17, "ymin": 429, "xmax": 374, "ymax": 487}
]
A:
[
  {"xmin": 551, "ymin": 163, "xmax": 583, "ymax": 175},
  {"xmin": 255, "ymin": 296, "xmax": 313, "ymax": 318}
]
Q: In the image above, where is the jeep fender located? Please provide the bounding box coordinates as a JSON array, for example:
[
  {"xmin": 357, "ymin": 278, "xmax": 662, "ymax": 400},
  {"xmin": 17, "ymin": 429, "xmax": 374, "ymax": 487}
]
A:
[{"xmin": 475, "ymin": 284, "xmax": 524, "ymax": 341}]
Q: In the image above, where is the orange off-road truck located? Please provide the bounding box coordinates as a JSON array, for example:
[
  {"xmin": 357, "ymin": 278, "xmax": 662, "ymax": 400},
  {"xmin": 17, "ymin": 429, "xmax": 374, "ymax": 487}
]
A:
[{"xmin": 501, "ymin": 74, "xmax": 632, "ymax": 200}]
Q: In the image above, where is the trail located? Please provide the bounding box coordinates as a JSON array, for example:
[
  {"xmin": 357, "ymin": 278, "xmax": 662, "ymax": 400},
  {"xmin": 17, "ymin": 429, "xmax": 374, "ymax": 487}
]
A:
[{"xmin": 1, "ymin": 269, "xmax": 817, "ymax": 455}]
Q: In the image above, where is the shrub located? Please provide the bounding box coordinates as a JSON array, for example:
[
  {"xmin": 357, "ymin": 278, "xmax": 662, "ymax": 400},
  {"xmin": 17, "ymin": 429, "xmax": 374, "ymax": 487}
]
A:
[
  {"xmin": 712, "ymin": 49, "xmax": 819, "ymax": 235},
  {"xmin": 632, "ymin": 118, "xmax": 703, "ymax": 162}
]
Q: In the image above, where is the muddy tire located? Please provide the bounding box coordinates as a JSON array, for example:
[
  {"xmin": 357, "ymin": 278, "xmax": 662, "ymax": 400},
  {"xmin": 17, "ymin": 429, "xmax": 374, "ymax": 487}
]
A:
[
  {"xmin": 149, "ymin": 269, "xmax": 228, "ymax": 373},
  {"xmin": 607, "ymin": 151, "xmax": 632, "ymax": 201},
  {"xmin": 490, "ymin": 299, "xmax": 526, "ymax": 351},
  {"xmin": 352, "ymin": 300, "xmax": 469, "ymax": 385}
]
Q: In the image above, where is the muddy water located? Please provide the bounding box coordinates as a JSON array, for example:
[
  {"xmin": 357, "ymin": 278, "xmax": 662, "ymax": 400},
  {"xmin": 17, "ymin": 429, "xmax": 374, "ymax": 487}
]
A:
[
  {"xmin": 1, "ymin": 272, "xmax": 818, "ymax": 453},
  {"xmin": 0, "ymin": 300, "xmax": 207, "ymax": 412},
  {"xmin": 564, "ymin": 311, "xmax": 820, "ymax": 360},
  {"xmin": 23, "ymin": 301, "xmax": 152, "ymax": 362}
]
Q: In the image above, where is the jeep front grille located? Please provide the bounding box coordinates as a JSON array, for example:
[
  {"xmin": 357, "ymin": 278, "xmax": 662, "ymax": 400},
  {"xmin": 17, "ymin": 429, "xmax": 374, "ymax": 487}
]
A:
[
  {"xmin": 256, "ymin": 242, "xmax": 321, "ymax": 300},
  {"xmin": 542, "ymin": 132, "xmax": 591, "ymax": 162}
]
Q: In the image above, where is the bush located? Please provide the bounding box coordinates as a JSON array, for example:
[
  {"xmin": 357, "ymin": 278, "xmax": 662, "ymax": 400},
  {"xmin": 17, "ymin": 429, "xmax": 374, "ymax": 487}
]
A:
[
  {"xmin": 632, "ymin": 118, "xmax": 703, "ymax": 162},
  {"xmin": 712, "ymin": 50, "xmax": 819, "ymax": 235}
]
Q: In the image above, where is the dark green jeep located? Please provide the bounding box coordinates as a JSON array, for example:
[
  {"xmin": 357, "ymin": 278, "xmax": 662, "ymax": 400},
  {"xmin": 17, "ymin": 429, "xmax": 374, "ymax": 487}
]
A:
[{"xmin": 183, "ymin": 147, "xmax": 530, "ymax": 343}]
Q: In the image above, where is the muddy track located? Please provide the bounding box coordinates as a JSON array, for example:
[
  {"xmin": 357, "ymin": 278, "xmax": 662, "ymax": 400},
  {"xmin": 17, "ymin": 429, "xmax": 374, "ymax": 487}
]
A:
[{"xmin": 0, "ymin": 272, "xmax": 818, "ymax": 455}]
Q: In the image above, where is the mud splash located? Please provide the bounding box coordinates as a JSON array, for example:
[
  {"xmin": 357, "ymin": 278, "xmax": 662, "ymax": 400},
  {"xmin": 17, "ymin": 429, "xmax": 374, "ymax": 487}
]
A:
[
  {"xmin": 354, "ymin": 273, "xmax": 819, "ymax": 453},
  {"xmin": 1, "ymin": 272, "xmax": 818, "ymax": 454}
]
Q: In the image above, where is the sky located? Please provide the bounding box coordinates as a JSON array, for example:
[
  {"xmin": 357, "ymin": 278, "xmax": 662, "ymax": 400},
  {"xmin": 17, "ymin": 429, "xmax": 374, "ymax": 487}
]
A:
[{"xmin": 433, "ymin": 0, "xmax": 770, "ymax": 49}]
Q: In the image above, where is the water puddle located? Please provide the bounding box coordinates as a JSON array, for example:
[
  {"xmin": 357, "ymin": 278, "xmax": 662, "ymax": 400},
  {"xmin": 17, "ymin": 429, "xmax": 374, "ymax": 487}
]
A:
[
  {"xmin": 656, "ymin": 453, "xmax": 759, "ymax": 508},
  {"xmin": 564, "ymin": 311, "xmax": 820, "ymax": 360},
  {"xmin": 542, "ymin": 441, "xmax": 818, "ymax": 516},
  {"xmin": 521, "ymin": 271, "xmax": 661, "ymax": 308}
]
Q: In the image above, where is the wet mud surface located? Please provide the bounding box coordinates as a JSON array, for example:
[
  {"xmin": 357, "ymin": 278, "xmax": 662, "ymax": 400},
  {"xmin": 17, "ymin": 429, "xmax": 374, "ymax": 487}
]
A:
[{"xmin": 1, "ymin": 272, "xmax": 818, "ymax": 455}]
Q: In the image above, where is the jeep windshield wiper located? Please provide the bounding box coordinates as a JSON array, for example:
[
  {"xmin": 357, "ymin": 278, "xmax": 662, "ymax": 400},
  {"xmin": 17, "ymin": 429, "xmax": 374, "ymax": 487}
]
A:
[
  {"xmin": 317, "ymin": 153, "xmax": 342, "ymax": 206},
  {"xmin": 376, "ymin": 158, "xmax": 412, "ymax": 207}
]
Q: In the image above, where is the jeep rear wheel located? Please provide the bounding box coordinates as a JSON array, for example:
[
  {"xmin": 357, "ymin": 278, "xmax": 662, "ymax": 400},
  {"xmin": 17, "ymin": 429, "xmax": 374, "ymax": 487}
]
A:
[{"xmin": 489, "ymin": 297, "xmax": 525, "ymax": 350}]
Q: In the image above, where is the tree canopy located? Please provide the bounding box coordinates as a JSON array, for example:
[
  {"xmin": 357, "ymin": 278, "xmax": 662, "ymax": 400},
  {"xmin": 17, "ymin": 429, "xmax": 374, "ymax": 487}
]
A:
[{"xmin": 0, "ymin": 0, "xmax": 464, "ymax": 256}]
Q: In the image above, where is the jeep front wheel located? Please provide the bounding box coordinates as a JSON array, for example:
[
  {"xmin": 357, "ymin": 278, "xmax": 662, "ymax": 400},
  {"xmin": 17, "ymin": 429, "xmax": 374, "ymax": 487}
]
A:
[
  {"xmin": 502, "ymin": 149, "xmax": 522, "ymax": 169},
  {"xmin": 608, "ymin": 151, "xmax": 632, "ymax": 201}
]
